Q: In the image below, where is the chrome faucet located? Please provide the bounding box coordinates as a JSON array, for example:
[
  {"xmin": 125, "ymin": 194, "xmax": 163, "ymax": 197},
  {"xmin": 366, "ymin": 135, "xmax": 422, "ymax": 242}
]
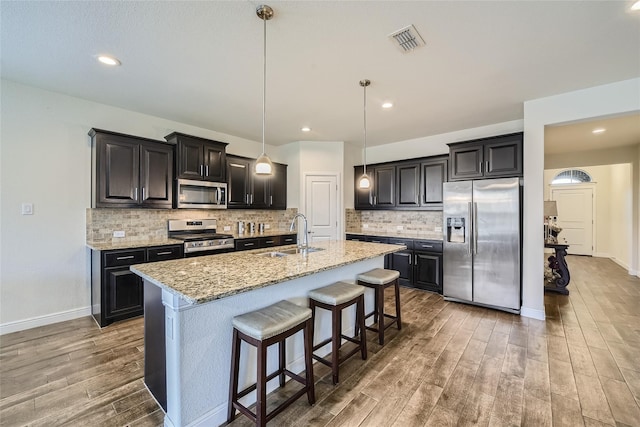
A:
[{"xmin": 289, "ymin": 213, "xmax": 309, "ymax": 249}]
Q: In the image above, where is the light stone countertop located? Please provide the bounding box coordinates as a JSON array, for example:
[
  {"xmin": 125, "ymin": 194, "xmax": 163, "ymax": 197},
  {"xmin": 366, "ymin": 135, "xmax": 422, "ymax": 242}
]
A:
[
  {"xmin": 345, "ymin": 230, "xmax": 444, "ymax": 240},
  {"xmin": 130, "ymin": 240, "xmax": 404, "ymax": 305},
  {"xmin": 86, "ymin": 237, "xmax": 183, "ymax": 251}
]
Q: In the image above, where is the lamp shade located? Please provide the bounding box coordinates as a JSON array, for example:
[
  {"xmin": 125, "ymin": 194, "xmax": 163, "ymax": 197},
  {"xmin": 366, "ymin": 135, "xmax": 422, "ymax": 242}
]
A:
[{"xmin": 544, "ymin": 200, "xmax": 558, "ymax": 217}]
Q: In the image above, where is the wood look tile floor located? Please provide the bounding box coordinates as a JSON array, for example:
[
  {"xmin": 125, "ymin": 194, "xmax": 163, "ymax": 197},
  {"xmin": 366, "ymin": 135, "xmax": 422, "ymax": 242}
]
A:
[{"xmin": 1, "ymin": 256, "xmax": 639, "ymax": 426}]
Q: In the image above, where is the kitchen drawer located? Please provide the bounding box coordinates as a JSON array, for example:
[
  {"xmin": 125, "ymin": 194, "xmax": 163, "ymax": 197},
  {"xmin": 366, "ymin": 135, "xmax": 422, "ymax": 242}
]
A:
[
  {"xmin": 260, "ymin": 236, "xmax": 280, "ymax": 247},
  {"xmin": 104, "ymin": 249, "xmax": 146, "ymax": 267},
  {"xmin": 414, "ymin": 240, "xmax": 443, "ymax": 252},
  {"xmin": 147, "ymin": 245, "xmax": 183, "ymax": 261},
  {"xmin": 235, "ymin": 238, "xmax": 261, "ymax": 251},
  {"xmin": 280, "ymin": 234, "xmax": 297, "ymax": 245},
  {"xmin": 388, "ymin": 237, "xmax": 413, "ymax": 250},
  {"xmin": 365, "ymin": 236, "xmax": 389, "ymax": 244},
  {"xmin": 345, "ymin": 234, "xmax": 366, "ymax": 241}
]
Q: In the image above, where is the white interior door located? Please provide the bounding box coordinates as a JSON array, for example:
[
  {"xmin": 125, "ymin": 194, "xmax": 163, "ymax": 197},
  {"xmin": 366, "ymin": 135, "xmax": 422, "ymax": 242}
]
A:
[
  {"xmin": 551, "ymin": 186, "xmax": 594, "ymax": 255},
  {"xmin": 304, "ymin": 174, "xmax": 338, "ymax": 243}
]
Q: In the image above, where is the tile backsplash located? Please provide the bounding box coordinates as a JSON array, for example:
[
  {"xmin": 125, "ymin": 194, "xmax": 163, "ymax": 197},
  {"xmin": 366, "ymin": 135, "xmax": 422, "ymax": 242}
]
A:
[
  {"xmin": 345, "ymin": 208, "xmax": 443, "ymax": 235},
  {"xmin": 86, "ymin": 208, "xmax": 298, "ymax": 243}
]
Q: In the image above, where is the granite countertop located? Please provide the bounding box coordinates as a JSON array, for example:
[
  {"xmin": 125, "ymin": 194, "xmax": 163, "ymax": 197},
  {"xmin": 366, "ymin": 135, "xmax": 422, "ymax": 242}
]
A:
[
  {"xmin": 87, "ymin": 237, "xmax": 183, "ymax": 251},
  {"xmin": 130, "ymin": 240, "xmax": 404, "ymax": 305},
  {"xmin": 345, "ymin": 230, "xmax": 444, "ymax": 241}
]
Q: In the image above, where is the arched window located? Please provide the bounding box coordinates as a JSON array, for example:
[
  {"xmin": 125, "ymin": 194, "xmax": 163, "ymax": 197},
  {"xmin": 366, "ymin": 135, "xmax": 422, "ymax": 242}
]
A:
[{"xmin": 551, "ymin": 169, "xmax": 592, "ymax": 185}]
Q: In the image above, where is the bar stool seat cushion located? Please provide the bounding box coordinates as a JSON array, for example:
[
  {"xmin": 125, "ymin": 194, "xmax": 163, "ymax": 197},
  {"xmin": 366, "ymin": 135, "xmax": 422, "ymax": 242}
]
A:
[
  {"xmin": 308, "ymin": 281, "xmax": 365, "ymax": 306},
  {"xmin": 232, "ymin": 300, "xmax": 312, "ymax": 341},
  {"xmin": 357, "ymin": 268, "xmax": 400, "ymax": 285}
]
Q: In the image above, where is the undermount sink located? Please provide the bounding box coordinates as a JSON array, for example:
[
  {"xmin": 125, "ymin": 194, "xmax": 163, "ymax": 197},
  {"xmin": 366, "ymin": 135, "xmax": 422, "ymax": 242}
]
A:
[{"xmin": 257, "ymin": 247, "xmax": 325, "ymax": 257}]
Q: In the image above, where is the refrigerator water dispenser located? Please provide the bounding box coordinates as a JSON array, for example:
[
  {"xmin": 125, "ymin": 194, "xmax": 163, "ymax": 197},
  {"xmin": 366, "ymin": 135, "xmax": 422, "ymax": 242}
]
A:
[{"xmin": 446, "ymin": 217, "xmax": 466, "ymax": 243}]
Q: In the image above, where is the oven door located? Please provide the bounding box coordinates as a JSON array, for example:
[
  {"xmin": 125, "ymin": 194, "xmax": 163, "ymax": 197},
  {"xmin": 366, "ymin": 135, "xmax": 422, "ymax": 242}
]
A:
[{"xmin": 176, "ymin": 179, "xmax": 227, "ymax": 209}]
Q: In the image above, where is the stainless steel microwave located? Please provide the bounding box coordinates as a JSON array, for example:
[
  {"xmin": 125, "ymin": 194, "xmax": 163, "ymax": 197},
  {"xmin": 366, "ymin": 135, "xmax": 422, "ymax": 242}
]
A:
[{"xmin": 176, "ymin": 179, "xmax": 227, "ymax": 209}]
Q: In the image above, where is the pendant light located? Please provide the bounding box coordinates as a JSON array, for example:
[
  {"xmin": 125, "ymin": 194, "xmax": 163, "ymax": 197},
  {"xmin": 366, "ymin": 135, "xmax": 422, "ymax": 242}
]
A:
[
  {"xmin": 358, "ymin": 79, "xmax": 371, "ymax": 189},
  {"xmin": 255, "ymin": 4, "xmax": 274, "ymax": 175}
]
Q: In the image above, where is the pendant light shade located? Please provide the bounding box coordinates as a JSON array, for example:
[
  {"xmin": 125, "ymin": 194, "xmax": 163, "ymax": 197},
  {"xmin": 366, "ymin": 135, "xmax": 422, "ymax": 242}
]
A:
[
  {"xmin": 358, "ymin": 79, "xmax": 371, "ymax": 189},
  {"xmin": 255, "ymin": 4, "xmax": 274, "ymax": 176}
]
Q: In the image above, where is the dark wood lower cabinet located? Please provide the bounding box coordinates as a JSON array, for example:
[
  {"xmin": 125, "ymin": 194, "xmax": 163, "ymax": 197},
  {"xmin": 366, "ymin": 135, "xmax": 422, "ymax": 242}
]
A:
[
  {"xmin": 91, "ymin": 245, "xmax": 183, "ymax": 327},
  {"xmin": 346, "ymin": 234, "xmax": 443, "ymax": 294}
]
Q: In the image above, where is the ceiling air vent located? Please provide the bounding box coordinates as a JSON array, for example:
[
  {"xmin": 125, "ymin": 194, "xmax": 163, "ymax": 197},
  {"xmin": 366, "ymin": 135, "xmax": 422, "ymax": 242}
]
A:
[{"xmin": 388, "ymin": 24, "xmax": 425, "ymax": 52}]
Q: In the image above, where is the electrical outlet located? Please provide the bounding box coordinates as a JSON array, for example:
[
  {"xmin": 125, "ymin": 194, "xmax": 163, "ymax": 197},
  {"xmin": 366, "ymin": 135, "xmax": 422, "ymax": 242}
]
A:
[
  {"xmin": 434, "ymin": 226, "xmax": 442, "ymax": 232},
  {"xmin": 113, "ymin": 230, "xmax": 125, "ymax": 238},
  {"xmin": 223, "ymin": 226, "xmax": 231, "ymax": 231},
  {"xmin": 362, "ymin": 223, "xmax": 369, "ymax": 229},
  {"xmin": 21, "ymin": 203, "xmax": 33, "ymax": 215},
  {"xmin": 265, "ymin": 224, "xmax": 271, "ymax": 229},
  {"xmin": 396, "ymin": 225, "xmax": 404, "ymax": 231}
]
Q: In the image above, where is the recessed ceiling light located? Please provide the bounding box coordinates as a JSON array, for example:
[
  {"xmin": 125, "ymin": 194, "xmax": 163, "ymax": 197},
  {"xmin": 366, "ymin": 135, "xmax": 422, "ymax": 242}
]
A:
[
  {"xmin": 592, "ymin": 128, "xmax": 606, "ymax": 134},
  {"xmin": 97, "ymin": 55, "xmax": 121, "ymax": 66},
  {"xmin": 301, "ymin": 126, "xmax": 311, "ymax": 132},
  {"xmin": 631, "ymin": 0, "xmax": 640, "ymax": 11},
  {"xmin": 382, "ymin": 102, "xmax": 393, "ymax": 109}
]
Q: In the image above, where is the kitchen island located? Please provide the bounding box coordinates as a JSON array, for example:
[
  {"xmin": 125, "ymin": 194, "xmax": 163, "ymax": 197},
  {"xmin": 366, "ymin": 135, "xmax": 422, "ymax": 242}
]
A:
[{"xmin": 131, "ymin": 239, "xmax": 404, "ymax": 427}]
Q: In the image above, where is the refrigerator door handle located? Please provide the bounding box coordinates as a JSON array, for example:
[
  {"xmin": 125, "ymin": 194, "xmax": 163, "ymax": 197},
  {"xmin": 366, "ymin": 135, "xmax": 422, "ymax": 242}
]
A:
[
  {"xmin": 467, "ymin": 202, "xmax": 473, "ymax": 256},
  {"xmin": 473, "ymin": 202, "xmax": 479, "ymax": 255}
]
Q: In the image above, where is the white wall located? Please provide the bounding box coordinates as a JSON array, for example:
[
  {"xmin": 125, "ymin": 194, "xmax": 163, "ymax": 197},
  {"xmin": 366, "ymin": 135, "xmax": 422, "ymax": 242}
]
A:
[
  {"xmin": 524, "ymin": 78, "xmax": 640, "ymax": 320},
  {"xmin": 544, "ymin": 164, "xmax": 633, "ymax": 268},
  {"xmin": 0, "ymin": 80, "xmax": 271, "ymax": 331}
]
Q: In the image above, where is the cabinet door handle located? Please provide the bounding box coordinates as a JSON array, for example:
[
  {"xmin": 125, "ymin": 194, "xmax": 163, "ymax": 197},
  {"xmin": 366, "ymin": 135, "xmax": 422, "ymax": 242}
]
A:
[
  {"xmin": 156, "ymin": 251, "xmax": 172, "ymax": 256},
  {"xmin": 485, "ymin": 161, "xmax": 489, "ymax": 174},
  {"xmin": 116, "ymin": 255, "xmax": 135, "ymax": 260},
  {"xmin": 408, "ymin": 254, "xmax": 412, "ymax": 265},
  {"xmin": 250, "ymin": 194, "xmax": 254, "ymax": 204},
  {"xmin": 479, "ymin": 161, "xmax": 483, "ymax": 174},
  {"xmin": 266, "ymin": 240, "xmax": 274, "ymax": 244},
  {"xmin": 244, "ymin": 243, "xmax": 255, "ymax": 247},
  {"xmin": 134, "ymin": 187, "xmax": 138, "ymax": 201},
  {"xmin": 270, "ymin": 195, "xmax": 273, "ymax": 205},
  {"xmin": 142, "ymin": 187, "xmax": 146, "ymax": 201},
  {"xmin": 205, "ymin": 165, "xmax": 209, "ymax": 176},
  {"xmin": 200, "ymin": 165, "xmax": 204, "ymax": 176},
  {"xmin": 246, "ymin": 194, "xmax": 249, "ymax": 204},
  {"xmin": 421, "ymin": 244, "xmax": 433, "ymax": 248}
]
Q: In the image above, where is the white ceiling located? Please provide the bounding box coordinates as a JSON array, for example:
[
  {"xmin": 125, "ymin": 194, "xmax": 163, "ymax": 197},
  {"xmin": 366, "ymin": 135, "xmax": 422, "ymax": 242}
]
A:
[{"xmin": 1, "ymin": 1, "xmax": 639, "ymax": 147}]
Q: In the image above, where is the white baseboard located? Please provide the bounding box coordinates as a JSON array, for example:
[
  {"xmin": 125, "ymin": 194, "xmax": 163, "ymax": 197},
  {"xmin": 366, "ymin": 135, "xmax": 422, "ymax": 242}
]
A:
[
  {"xmin": 520, "ymin": 306, "xmax": 545, "ymax": 321},
  {"xmin": 610, "ymin": 257, "xmax": 629, "ymax": 271},
  {"xmin": 628, "ymin": 268, "xmax": 639, "ymax": 278},
  {"xmin": 593, "ymin": 252, "xmax": 609, "ymax": 258},
  {"xmin": 0, "ymin": 306, "xmax": 91, "ymax": 335}
]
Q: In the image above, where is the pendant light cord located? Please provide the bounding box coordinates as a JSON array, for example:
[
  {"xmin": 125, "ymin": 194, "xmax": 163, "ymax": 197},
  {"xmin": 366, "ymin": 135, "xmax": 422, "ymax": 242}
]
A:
[
  {"xmin": 262, "ymin": 12, "xmax": 267, "ymax": 154},
  {"xmin": 363, "ymin": 82, "xmax": 367, "ymax": 175}
]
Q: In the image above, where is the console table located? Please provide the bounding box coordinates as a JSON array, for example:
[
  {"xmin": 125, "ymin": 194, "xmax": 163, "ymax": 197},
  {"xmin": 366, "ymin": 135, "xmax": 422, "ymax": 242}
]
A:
[{"xmin": 545, "ymin": 243, "xmax": 570, "ymax": 295}]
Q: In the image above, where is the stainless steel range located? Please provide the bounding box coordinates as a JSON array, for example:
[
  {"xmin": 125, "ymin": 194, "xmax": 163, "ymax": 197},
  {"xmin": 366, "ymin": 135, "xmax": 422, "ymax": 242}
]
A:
[{"xmin": 168, "ymin": 219, "xmax": 234, "ymax": 256}]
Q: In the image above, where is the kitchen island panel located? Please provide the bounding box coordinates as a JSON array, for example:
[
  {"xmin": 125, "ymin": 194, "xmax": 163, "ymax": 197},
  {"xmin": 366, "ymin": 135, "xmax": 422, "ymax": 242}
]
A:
[{"xmin": 154, "ymin": 256, "xmax": 381, "ymax": 427}]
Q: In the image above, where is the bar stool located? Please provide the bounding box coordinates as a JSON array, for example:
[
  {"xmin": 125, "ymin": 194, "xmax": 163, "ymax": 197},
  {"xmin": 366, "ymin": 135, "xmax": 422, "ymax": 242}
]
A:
[
  {"xmin": 308, "ymin": 281, "xmax": 367, "ymax": 385},
  {"xmin": 357, "ymin": 268, "xmax": 402, "ymax": 345},
  {"xmin": 227, "ymin": 300, "xmax": 315, "ymax": 427}
]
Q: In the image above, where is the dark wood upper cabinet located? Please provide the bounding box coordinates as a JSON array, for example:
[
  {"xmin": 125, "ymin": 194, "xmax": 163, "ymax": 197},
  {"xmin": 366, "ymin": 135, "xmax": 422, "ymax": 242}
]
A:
[
  {"xmin": 396, "ymin": 163, "xmax": 420, "ymax": 207},
  {"xmin": 373, "ymin": 166, "xmax": 395, "ymax": 207},
  {"xmin": 165, "ymin": 132, "xmax": 228, "ymax": 182},
  {"xmin": 448, "ymin": 132, "xmax": 523, "ymax": 181},
  {"xmin": 91, "ymin": 128, "xmax": 173, "ymax": 209},
  {"xmin": 354, "ymin": 155, "xmax": 448, "ymax": 211},
  {"xmin": 420, "ymin": 155, "xmax": 448, "ymax": 208},
  {"xmin": 226, "ymin": 155, "xmax": 287, "ymax": 210}
]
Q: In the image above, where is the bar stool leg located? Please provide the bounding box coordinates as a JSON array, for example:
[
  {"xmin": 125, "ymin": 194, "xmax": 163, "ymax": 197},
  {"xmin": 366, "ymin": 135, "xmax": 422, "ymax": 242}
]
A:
[
  {"xmin": 331, "ymin": 306, "xmax": 340, "ymax": 385},
  {"xmin": 303, "ymin": 319, "xmax": 316, "ymax": 404},
  {"xmin": 278, "ymin": 339, "xmax": 286, "ymax": 387},
  {"xmin": 256, "ymin": 342, "xmax": 267, "ymax": 427},
  {"xmin": 227, "ymin": 329, "xmax": 240, "ymax": 423},
  {"xmin": 394, "ymin": 279, "xmax": 402, "ymax": 330},
  {"xmin": 376, "ymin": 286, "xmax": 385, "ymax": 345},
  {"xmin": 357, "ymin": 294, "xmax": 367, "ymax": 360}
]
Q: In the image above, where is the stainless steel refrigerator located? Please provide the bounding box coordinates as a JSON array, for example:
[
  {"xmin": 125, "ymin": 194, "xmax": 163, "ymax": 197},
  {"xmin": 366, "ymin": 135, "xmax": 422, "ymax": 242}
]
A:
[{"xmin": 443, "ymin": 177, "xmax": 521, "ymax": 314}]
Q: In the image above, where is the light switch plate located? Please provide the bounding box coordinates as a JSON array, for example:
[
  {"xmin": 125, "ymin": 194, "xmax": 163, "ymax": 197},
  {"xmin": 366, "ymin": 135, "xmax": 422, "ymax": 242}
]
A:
[
  {"xmin": 265, "ymin": 224, "xmax": 271, "ymax": 229},
  {"xmin": 113, "ymin": 230, "xmax": 125, "ymax": 238},
  {"xmin": 223, "ymin": 226, "xmax": 231, "ymax": 231},
  {"xmin": 21, "ymin": 203, "xmax": 33, "ymax": 215},
  {"xmin": 363, "ymin": 224, "xmax": 369, "ymax": 229},
  {"xmin": 434, "ymin": 226, "xmax": 442, "ymax": 232},
  {"xmin": 396, "ymin": 225, "xmax": 404, "ymax": 230}
]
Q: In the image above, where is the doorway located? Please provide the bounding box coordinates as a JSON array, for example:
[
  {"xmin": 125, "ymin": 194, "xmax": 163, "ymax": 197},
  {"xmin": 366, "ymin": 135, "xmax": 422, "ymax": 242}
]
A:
[
  {"xmin": 550, "ymin": 184, "xmax": 595, "ymax": 256},
  {"xmin": 303, "ymin": 173, "xmax": 340, "ymax": 243}
]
